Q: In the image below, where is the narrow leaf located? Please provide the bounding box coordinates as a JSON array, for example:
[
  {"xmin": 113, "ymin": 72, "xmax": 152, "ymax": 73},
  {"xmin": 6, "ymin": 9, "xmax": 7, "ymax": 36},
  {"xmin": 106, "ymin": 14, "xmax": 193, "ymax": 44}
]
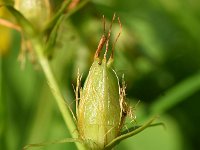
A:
[
  {"xmin": 44, "ymin": 0, "xmax": 89, "ymax": 57},
  {"xmin": 150, "ymin": 72, "xmax": 200, "ymax": 114},
  {"xmin": 104, "ymin": 116, "xmax": 158, "ymax": 150},
  {"xmin": 120, "ymin": 122, "xmax": 165, "ymax": 135},
  {"xmin": 44, "ymin": 0, "xmax": 72, "ymax": 32},
  {"xmin": 44, "ymin": 15, "xmax": 64, "ymax": 57}
]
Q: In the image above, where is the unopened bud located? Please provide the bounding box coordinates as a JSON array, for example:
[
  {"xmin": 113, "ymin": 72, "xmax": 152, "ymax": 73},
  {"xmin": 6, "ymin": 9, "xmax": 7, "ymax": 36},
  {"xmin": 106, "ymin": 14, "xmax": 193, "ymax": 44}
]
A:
[{"xmin": 14, "ymin": 0, "xmax": 51, "ymax": 29}]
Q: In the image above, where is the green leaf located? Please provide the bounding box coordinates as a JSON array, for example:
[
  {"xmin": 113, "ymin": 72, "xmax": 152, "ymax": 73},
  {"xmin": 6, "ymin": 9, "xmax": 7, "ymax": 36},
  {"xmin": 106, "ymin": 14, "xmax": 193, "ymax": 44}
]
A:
[
  {"xmin": 44, "ymin": 0, "xmax": 72, "ymax": 33},
  {"xmin": 150, "ymin": 72, "xmax": 200, "ymax": 114},
  {"xmin": 44, "ymin": 15, "xmax": 64, "ymax": 57},
  {"xmin": 104, "ymin": 116, "xmax": 157, "ymax": 150},
  {"xmin": 120, "ymin": 122, "xmax": 165, "ymax": 135},
  {"xmin": 44, "ymin": 0, "xmax": 89, "ymax": 57},
  {"xmin": 116, "ymin": 115, "xmax": 183, "ymax": 150}
]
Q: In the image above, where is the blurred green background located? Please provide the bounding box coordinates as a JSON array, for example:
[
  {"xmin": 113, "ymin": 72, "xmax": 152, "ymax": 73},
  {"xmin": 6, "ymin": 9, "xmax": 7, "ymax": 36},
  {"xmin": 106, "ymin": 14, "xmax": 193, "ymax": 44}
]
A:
[{"xmin": 1, "ymin": 0, "xmax": 200, "ymax": 150}]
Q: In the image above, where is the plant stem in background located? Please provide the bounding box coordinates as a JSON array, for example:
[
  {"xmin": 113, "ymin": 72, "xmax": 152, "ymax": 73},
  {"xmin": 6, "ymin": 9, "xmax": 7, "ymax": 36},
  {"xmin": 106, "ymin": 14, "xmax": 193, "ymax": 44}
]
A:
[{"xmin": 31, "ymin": 38, "xmax": 85, "ymax": 150}]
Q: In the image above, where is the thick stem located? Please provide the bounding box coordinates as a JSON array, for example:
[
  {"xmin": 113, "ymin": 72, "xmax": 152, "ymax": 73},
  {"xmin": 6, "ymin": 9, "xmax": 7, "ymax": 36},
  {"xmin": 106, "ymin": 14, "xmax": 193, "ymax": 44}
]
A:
[{"xmin": 31, "ymin": 38, "xmax": 85, "ymax": 150}]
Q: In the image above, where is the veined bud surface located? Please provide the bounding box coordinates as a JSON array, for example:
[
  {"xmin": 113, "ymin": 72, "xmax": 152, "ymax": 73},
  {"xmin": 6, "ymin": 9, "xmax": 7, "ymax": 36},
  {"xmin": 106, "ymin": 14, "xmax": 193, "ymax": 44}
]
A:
[
  {"xmin": 77, "ymin": 14, "xmax": 125, "ymax": 150},
  {"xmin": 78, "ymin": 58, "xmax": 121, "ymax": 149}
]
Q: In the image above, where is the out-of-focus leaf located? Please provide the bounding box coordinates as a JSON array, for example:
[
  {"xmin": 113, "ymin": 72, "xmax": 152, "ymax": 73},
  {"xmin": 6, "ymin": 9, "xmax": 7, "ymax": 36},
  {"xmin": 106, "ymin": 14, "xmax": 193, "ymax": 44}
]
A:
[
  {"xmin": 44, "ymin": 0, "xmax": 89, "ymax": 57},
  {"xmin": 126, "ymin": 17, "xmax": 165, "ymax": 63},
  {"xmin": 44, "ymin": 0, "xmax": 72, "ymax": 33},
  {"xmin": 154, "ymin": 0, "xmax": 200, "ymax": 43},
  {"xmin": 44, "ymin": 15, "xmax": 64, "ymax": 57},
  {"xmin": 150, "ymin": 72, "xmax": 200, "ymax": 114}
]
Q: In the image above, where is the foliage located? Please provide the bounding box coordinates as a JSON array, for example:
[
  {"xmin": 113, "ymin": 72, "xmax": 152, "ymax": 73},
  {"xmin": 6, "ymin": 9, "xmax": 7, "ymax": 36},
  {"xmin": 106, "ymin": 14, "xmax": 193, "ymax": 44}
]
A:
[{"xmin": 1, "ymin": 0, "xmax": 200, "ymax": 150}]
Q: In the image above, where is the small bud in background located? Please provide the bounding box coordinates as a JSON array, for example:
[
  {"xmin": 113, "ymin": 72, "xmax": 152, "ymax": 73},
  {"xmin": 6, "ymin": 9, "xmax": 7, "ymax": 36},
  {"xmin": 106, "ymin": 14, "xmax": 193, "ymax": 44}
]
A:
[{"xmin": 14, "ymin": 0, "xmax": 51, "ymax": 30}]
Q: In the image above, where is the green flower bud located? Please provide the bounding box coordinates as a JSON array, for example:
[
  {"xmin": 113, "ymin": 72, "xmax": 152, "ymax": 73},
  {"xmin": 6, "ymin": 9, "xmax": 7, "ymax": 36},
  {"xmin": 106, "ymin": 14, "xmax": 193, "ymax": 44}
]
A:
[
  {"xmin": 14, "ymin": 0, "xmax": 51, "ymax": 29},
  {"xmin": 78, "ymin": 58, "xmax": 121, "ymax": 149},
  {"xmin": 77, "ymin": 14, "xmax": 126, "ymax": 149}
]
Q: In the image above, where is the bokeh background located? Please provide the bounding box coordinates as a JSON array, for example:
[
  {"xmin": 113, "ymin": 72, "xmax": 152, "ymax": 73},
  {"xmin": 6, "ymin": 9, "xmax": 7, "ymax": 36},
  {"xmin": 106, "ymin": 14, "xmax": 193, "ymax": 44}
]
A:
[{"xmin": 1, "ymin": 0, "xmax": 200, "ymax": 150}]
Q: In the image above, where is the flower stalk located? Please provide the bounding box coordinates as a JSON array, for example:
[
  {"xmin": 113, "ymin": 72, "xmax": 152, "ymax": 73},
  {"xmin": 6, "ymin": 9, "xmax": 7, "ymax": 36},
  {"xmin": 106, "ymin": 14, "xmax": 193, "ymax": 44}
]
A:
[{"xmin": 30, "ymin": 37, "xmax": 86, "ymax": 150}]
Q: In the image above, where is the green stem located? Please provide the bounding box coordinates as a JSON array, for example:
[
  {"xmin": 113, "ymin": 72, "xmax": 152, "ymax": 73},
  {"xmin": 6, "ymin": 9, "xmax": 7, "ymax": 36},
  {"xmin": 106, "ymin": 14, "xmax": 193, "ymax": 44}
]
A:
[{"xmin": 31, "ymin": 38, "xmax": 85, "ymax": 150}]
